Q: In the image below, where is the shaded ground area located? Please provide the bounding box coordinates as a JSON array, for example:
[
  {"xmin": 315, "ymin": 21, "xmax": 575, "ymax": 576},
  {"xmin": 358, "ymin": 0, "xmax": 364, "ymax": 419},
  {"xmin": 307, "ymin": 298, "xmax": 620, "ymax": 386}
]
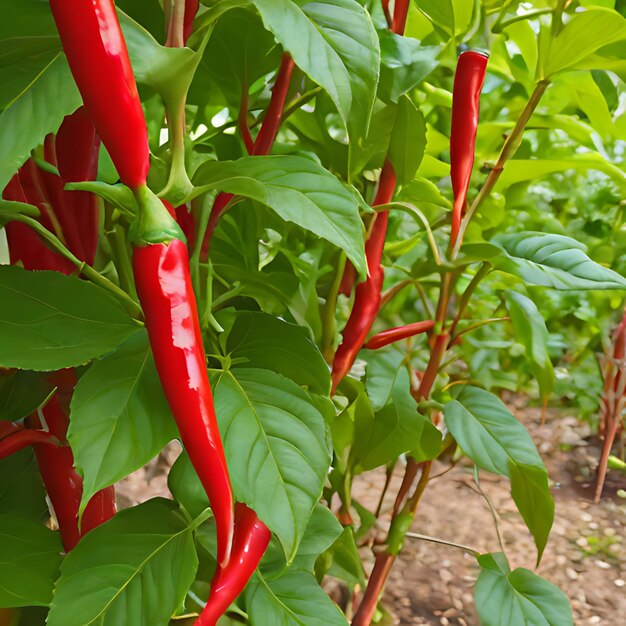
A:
[
  {"xmin": 352, "ymin": 394, "xmax": 626, "ymax": 625},
  {"xmin": 116, "ymin": 395, "xmax": 626, "ymax": 625}
]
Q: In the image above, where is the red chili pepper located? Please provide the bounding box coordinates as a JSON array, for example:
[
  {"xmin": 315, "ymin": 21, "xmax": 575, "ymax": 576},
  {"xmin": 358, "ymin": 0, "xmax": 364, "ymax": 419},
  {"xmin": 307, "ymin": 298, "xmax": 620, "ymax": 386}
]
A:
[
  {"xmin": 0, "ymin": 421, "xmax": 23, "ymax": 441},
  {"xmin": 30, "ymin": 393, "xmax": 116, "ymax": 551},
  {"xmin": 253, "ymin": 54, "xmax": 295, "ymax": 156},
  {"xmin": 132, "ymin": 236, "xmax": 234, "ymax": 567},
  {"xmin": 391, "ymin": 0, "xmax": 410, "ymax": 35},
  {"xmin": 331, "ymin": 163, "xmax": 396, "ymax": 393},
  {"xmin": 202, "ymin": 54, "xmax": 295, "ymax": 255},
  {"xmin": 53, "ymin": 108, "xmax": 101, "ymax": 265},
  {"xmin": 183, "ymin": 0, "xmax": 200, "ymax": 44},
  {"xmin": 449, "ymin": 51, "xmax": 488, "ymax": 248},
  {"xmin": 365, "ymin": 320, "xmax": 435, "ymax": 350},
  {"xmin": 3, "ymin": 170, "xmax": 74, "ymax": 273},
  {"xmin": 50, "ymin": 0, "xmax": 149, "ymax": 189},
  {"xmin": 0, "ymin": 429, "xmax": 59, "ymax": 460},
  {"xmin": 338, "ymin": 260, "xmax": 357, "ymax": 297},
  {"xmin": 196, "ymin": 504, "xmax": 271, "ymax": 626}
]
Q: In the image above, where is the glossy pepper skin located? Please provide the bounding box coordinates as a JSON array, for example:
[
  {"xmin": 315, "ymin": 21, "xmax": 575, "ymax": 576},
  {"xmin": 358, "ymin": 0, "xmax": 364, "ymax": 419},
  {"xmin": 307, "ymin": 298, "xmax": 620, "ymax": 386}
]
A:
[
  {"xmin": 364, "ymin": 320, "xmax": 435, "ymax": 350},
  {"xmin": 330, "ymin": 163, "xmax": 397, "ymax": 393},
  {"xmin": 49, "ymin": 0, "xmax": 149, "ymax": 189},
  {"xmin": 196, "ymin": 504, "xmax": 271, "ymax": 626},
  {"xmin": 449, "ymin": 51, "xmax": 488, "ymax": 248},
  {"xmin": 132, "ymin": 238, "xmax": 234, "ymax": 567}
]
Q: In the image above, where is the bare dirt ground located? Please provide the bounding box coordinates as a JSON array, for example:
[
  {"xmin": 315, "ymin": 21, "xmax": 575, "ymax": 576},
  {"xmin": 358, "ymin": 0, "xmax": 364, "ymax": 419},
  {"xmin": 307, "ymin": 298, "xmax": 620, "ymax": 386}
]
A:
[{"xmin": 116, "ymin": 395, "xmax": 626, "ymax": 625}]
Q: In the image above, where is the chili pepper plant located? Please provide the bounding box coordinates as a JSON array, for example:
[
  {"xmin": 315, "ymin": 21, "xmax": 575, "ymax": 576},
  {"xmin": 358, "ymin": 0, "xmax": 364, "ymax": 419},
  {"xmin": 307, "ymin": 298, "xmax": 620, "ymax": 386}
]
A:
[{"xmin": 1, "ymin": 1, "xmax": 625, "ymax": 625}]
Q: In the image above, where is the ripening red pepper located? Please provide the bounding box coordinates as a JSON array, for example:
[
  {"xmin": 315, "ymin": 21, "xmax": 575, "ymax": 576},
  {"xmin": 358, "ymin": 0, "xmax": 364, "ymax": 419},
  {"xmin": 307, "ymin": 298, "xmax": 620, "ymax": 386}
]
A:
[
  {"xmin": 253, "ymin": 54, "xmax": 295, "ymax": 156},
  {"xmin": 132, "ymin": 232, "xmax": 234, "ymax": 567},
  {"xmin": 29, "ymin": 392, "xmax": 116, "ymax": 552},
  {"xmin": 0, "ymin": 429, "xmax": 59, "ymax": 460},
  {"xmin": 3, "ymin": 111, "xmax": 100, "ymax": 271},
  {"xmin": 3, "ymin": 172, "xmax": 72, "ymax": 273},
  {"xmin": 50, "ymin": 0, "xmax": 149, "ymax": 189},
  {"xmin": 184, "ymin": 0, "xmax": 200, "ymax": 44},
  {"xmin": 365, "ymin": 320, "xmax": 435, "ymax": 350},
  {"xmin": 449, "ymin": 51, "xmax": 488, "ymax": 248},
  {"xmin": 196, "ymin": 504, "xmax": 271, "ymax": 626},
  {"xmin": 331, "ymin": 163, "xmax": 397, "ymax": 393},
  {"xmin": 52, "ymin": 108, "xmax": 101, "ymax": 264},
  {"xmin": 391, "ymin": 0, "xmax": 410, "ymax": 35},
  {"xmin": 50, "ymin": 0, "xmax": 235, "ymax": 565},
  {"xmin": 0, "ymin": 421, "xmax": 23, "ymax": 441}
]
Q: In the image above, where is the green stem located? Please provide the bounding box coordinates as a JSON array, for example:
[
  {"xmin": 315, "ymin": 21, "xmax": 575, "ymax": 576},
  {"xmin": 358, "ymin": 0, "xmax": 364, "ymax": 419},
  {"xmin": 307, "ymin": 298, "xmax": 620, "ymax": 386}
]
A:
[
  {"xmin": 321, "ymin": 253, "xmax": 346, "ymax": 363},
  {"xmin": 452, "ymin": 80, "xmax": 550, "ymax": 258},
  {"xmin": 492, "ymin": 8, "xmax": 552, "ymax": 33},
  {"xmin": 111, "ymin": 224, "xmax": 137, "ymax": 299},
  {"xmin": 404, "ymin": 531, "xmax": 480, "ymax": 557},
  {"xmin": 9, "ymin": 214, "xmax": 143, "ymax": 320},
  {"xmin": 166, "ymin": 0, "xmax": 186, "ymax": 48},
  {"xmin": 383, "ymin": 201, "xmax": 442, "ymax": 266},
  {"xmin": 190, "ymin": 199, "xmax": 211, "ymax": 299},
  {"xmin": 276, "ymin": 86, "xmax": 322, "ymax": 127},
  {"xmin": 448, "ymin": 263, "xmax": 491, "ymax": 338},
  {"xmin": 552, "ymin": 0, "xmax": 567, "ymax": 38},
  {"xmin": 453, "ymin": 316, "xmax": 510, "ymax": 340},
  {"xmin": 161, "ymin": 97, "xmax": 193, "ymax": 203}
]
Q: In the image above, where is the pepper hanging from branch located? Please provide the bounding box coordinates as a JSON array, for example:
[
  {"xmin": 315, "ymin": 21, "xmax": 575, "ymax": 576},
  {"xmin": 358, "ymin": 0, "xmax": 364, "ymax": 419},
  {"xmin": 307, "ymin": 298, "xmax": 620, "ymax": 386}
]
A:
[{"xmin": 50, "ymin": 0, "xmax": 235, "ymax": 567}]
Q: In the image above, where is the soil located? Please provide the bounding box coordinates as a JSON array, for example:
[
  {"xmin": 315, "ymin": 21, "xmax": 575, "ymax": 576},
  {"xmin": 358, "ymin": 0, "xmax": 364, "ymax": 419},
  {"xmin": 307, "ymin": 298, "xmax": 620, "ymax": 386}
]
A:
[{"xmin": 116, "ymin": 394, "xmax": 626, "ymax": 625}]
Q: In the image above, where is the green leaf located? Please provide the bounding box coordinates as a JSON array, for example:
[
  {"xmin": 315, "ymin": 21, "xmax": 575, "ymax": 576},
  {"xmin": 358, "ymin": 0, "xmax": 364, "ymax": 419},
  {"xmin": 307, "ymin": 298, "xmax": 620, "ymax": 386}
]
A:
[
  {"xmin": 378, "ymin": 31, "xmax": 439, "ymax": 103},
  {"xmin": 119, "ymin": 11, "xmax": 204, "ymax": 104},
  {"xmin": 491, "ymin": 232, "xmax": 626, "ymax": 290},
  {"xmin": 211, "ymin": 368, "xmax": 331, "ymax": 561},
  {"xmin": 0, "ymin": 449, "xmax": 47, "ymax": 521},
  {"xmin": 443, "ymin": 386, "xmax": 554, "ymax": 562},
  {"xmin": 252, "ymin": 0, "xmax": 380, "ymax": 142},
  {"xmin": 48, "ymin": 499, "xmax": 198, "ymax": 626},
  {"xmin": 69, "ymin": 333, "xmax": 177, "ymax": 515},
  {"xmin": 358, "ymin": 364, "xmax": 440, "ymax": 471},
  {"xmin": 246, "ymin": 569, "xmax": 348, "ymax": 626},
  {"xmin": 504, "ymin": 291, "xmax": 554, "ymax": 401},
  {"xmin": 0, "ymin": 267, "xmax": 140, "ymax": 371},
  {"xmin": 414, "ymin": 0, "xmax": 455, "ymax": 35},
  {"xmin": 475, "ymin": 552, "xmax": 573, "ymax": 626},
  {"xmin": 540, "ymin": 8, "xmax": 626, "ymax": 78},
  {"xmin": 0, "ymin": 514, "xmax": 63, "ymax": 608},
  {"xmin": 0, "ymin": 370, "xmax": 52, "ymax": 421},
  {"xmin": 325, "ymin": 527, "xmax": 366, "ymax": 586},
  {"xmin": 199, "ymin": 9, "xmax": 281, "ymax": 106},
  {"xmin": 0, "ymin": 53, "xmax": 81, "ymax": 192},
  {"xmin": 261, "ymin": 504, "xmax": 343, "ymax": 574},
  {"xmin": 193, "ymin": 155, "xmax": 367, "ymax": 276},
  {"xmin": 388, "ymin": 95, "xmax": 426, "ymax": 185},
  {"xmin": 365, "ymin": 349, "xmax": 404, "ymax": 412},
  {"xmin": 494, "ymin": 154, "xmax": 626, "ymax": 194},
  {"xmin": 168, "ymin": 451, "xmax": 207, "ymax": 521},
  {"xmin": 226, "ymin": 311, "xmax": 331, "ymax": 394},
  {"xmin": 0, "ymin": 0, "xmax": 60, "ymax": 110}
]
